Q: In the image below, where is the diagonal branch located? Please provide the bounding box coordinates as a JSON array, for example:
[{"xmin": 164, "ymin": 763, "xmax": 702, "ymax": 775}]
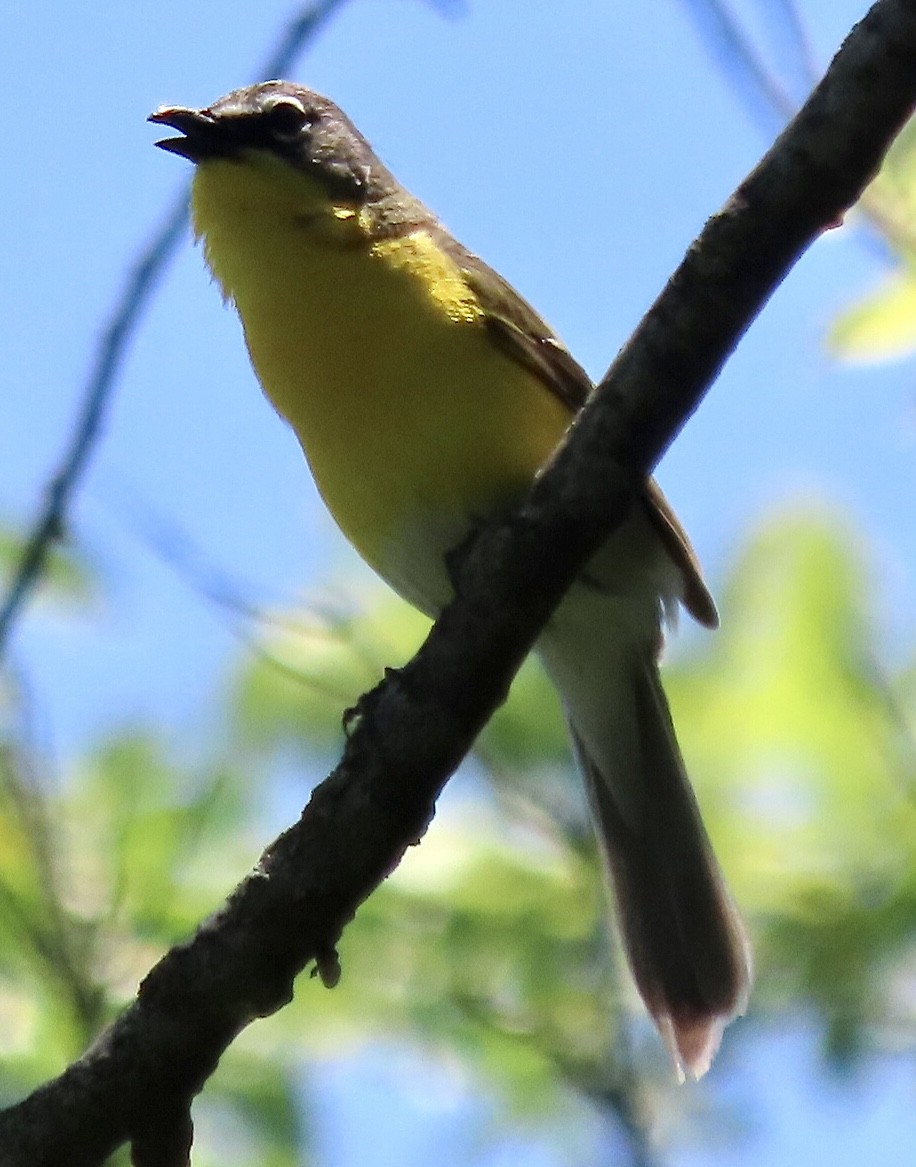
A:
[{"xmin": 1, "ymin": 1, "xmax": 915, "ymax": 1164}]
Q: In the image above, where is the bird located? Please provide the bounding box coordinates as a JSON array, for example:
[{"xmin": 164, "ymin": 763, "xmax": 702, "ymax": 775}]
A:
[{"xmin": 150, "ymin": 80, "xmax": 751, "ymax": 1078}]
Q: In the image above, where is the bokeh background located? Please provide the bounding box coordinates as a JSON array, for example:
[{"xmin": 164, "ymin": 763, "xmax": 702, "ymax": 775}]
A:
[{"xmin": 1, "ymin": 2, "xmax": 914, "ymax": 1164}]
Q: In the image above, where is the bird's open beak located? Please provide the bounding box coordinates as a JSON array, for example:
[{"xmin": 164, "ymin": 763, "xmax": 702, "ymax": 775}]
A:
[{"xmin": 149, "ymin": 106, "xmax": 215, "ymax": 161}]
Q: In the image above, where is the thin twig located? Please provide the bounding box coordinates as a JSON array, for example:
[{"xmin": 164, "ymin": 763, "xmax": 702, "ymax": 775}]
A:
[
  {"xmin": 680, "ymin": 0, "xmax": 800, "ymax": 125},
  {"xmin": 682, "ymin": 0, "xmax": 916, "ymax": 263},
  {"xmin": 768, "ymin": 0, "xmax": 819, "ymax": 88},
  {"xmin": 0, "ymin": 0, "xmax": 352, "ymax": 661}
]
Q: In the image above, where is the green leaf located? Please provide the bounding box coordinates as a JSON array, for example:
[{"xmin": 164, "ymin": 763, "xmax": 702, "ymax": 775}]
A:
[{"xmin": 827, "ymin": 268, "xmax": 916, "ymax": 364}]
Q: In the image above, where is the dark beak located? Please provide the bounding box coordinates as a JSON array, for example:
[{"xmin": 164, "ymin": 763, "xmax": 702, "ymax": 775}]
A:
[{"xmin": 149, "ymin": 106, "xmax": 216, "ymax": 162}]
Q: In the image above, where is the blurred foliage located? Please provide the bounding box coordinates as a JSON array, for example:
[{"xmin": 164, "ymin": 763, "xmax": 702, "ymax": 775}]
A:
[
  {"xmin": 665, "ymin": 510, "xmax": 916, "ymax": 1064},
  {"xmin": 3, "ymin": 506, "xmax": 911, "ymax": 1163},
  {"xmin": 0, "ymin": 522, "xmax": 96, "ymax": 613}
]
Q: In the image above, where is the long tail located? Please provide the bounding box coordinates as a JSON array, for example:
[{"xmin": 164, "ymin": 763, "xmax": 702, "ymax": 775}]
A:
[{"xmin": 539, "ymin": 621, "xmax": 752, "ymax": 1078}]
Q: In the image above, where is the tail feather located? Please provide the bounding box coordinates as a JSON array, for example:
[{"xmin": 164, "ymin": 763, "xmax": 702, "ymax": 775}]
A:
[
  {"xmin": 571, "ymin": 658, "xmax": 751, "ymax": 1077},
  {"xmin": 540, "ymin": 614, "xmax": 751, "ymax": 1078}
]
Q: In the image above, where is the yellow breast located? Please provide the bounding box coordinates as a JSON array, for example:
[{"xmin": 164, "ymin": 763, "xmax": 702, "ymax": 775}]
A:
[{"xmin": 191, "ymin": 156, "xmax": 572, "ymax": 612}]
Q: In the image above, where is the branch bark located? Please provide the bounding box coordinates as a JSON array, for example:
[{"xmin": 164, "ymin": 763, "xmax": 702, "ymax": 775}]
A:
[{"xmin": 2, "ymin": 1, "xmax": 915, "ymax": 1163}]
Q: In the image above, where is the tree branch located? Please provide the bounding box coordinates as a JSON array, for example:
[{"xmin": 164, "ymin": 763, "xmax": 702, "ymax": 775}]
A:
[{"xmin": 1, "ymin": 1, "xmax": 914, "ymax": 1163}]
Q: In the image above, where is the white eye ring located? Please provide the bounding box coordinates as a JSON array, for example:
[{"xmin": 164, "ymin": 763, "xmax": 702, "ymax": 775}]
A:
[{"xmin": 263, "ymin": 97, "xmax": 310, "ymax": 141}]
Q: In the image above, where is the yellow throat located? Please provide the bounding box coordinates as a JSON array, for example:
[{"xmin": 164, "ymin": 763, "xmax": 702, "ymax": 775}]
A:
[{"xmin": 190, "ymin": 153, "xmax": 573, "ymax": 610}]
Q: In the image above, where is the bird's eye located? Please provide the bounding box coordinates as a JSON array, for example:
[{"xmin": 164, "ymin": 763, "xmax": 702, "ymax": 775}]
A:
[{"xmin": 263, "ymin": 98, "xmax": 310, "ymax": 141}]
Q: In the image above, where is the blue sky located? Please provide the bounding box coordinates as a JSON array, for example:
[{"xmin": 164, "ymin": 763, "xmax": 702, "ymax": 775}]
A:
[{"xmin": 2, "ymin": 1, "xmax": 914, "ymax": 1162}]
